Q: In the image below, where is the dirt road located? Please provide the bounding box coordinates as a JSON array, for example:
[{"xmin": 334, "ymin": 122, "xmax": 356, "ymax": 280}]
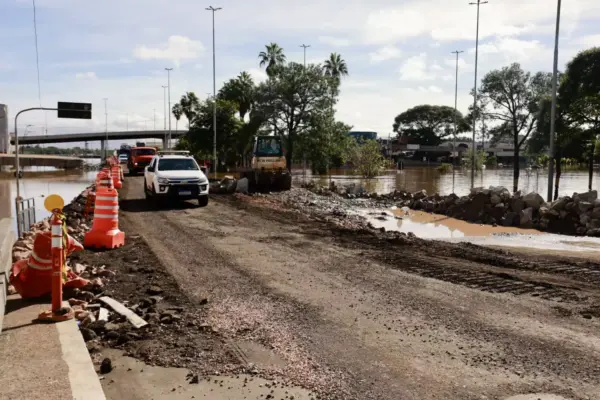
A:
[{"xmin": 117, "ymin": 177, "xmax": 600, "ymax": 400}]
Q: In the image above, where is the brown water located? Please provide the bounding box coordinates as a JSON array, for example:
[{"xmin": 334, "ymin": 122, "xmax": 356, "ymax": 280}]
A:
[
  {"xmin": 295, "ymin": 167, "xmax": 600, "ymax": 197},
  {"xmin": 362, "ymin": 208, "xmax": 600, "ymax": 253},
  {"xmin": 0, "ymin": 162, "xmax": 99, "ymax": 233}
]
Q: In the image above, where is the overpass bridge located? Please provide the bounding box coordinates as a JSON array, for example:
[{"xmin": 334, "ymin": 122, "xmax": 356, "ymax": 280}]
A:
[{"xmin": 10, "ymin": 130, "xmax": 188, "ymax": 151}]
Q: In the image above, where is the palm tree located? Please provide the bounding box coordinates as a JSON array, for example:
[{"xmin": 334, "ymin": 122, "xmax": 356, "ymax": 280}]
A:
[
  {"xmin": 179, "ymin": 92, "xmax": 201, "ymax": 127},
  {"xmin": 218, "ymin": 71, "xmax": 256, "ymax": 120},
  {"xmin": 172, "ymin": 103, "xmax": 183, "ymax": 133},
  {"xmin": 323, "ymin": 52, "xmax": 349, "ymax": 88},
  {"xmin": 259, "ymin": 43, "xmax": 286, "ymax": 77}
]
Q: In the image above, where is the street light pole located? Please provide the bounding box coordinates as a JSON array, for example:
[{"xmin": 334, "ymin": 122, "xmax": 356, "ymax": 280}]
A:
[
  {"xmin": 452, "ymin": 50, "xmax": 464, "ymax": 194},
  {"xmin": 300, "ymin": 44, "xmax": 310, "ymax": 67},
  {"xmin": 162, "ymin": 85, "xmax": 167, "ymax": 147},
  {"xmin": 206, "ymin": 5, "xmax": 222, "ymax": 180},
  {"xmin": 469, "ymin": 0, "xmax": 487, "ymax": 189},
  {"xmin": 103, "ymin": 98, "xmax": 108, "ymax": 160},
  {"xmin": 165, "ymin": 68, "xmax": 173, "ymax": 149},
  {"xmin": 547, "ymin": 0, "xmax": 562, "ymax": 202}
]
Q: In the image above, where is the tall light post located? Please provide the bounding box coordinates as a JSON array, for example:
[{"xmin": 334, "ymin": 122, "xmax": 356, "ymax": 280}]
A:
[
  {"xmin": 165, "ymin": 67, "xmax": 173, "ymax": 149},
  {"xmin": 547, "ymin": 0, "xmax": 562, "ymax": 202},
  {"xmin": 162, "ymin": 85, "xmax": 167, "ymax": 147},
  {"xmin": 103, "ymin": 98, "xmax": 108, "ymax": 160},
  {"xmin": 469, "ymin": 0, "xmax": 487, "ymax": 189},
  {"xmin": 452, "ymin": 50, "xmax": 464, "ymax": 194},
  {"xmin": 300, "ymin": 44, "xmax": 310, "ymax": 67},
  {"xmin": 206, "ymin": 5, "xmax": 222, "ymax": 180}
]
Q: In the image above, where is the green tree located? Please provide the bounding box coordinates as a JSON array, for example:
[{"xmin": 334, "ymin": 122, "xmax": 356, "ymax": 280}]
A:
[
  {"xmin": 257, "ymin": 62, "xmax": 332, "ymax": 170},
  {"xmin": 392, "ymin": 105, "xmax": 470, "ymax": 146},
  {"xmin": 172, "ymin": 103, "xmax": 183, "ymax": 133},
  {"xmin": 296, "ymin": 110, "xmax": 353, "ymax": 173},
  {"xmin": 185, "ymin": 99, "xmax": 243, "ymax": 168},
  {"xmin": 179, "ymin": 92, "xmax": 201, "ymax": 127},
  {"xmin": 462, "ymin": 149, "xmax": 488, "ymax": 171},
  {"xmin": 259, "ymin": 43, "xmax": 286, "ymax": 77},
  {"xmin": 348, "ymin": 139, "xmax": 385, "ymax": 178},
  {"xmin": 478, "ymin": 63, "xmax": 552, "ymax": 192},
  {"xmin": 218, "ymin": 71, "xmax": 256, "ymax": 120}
]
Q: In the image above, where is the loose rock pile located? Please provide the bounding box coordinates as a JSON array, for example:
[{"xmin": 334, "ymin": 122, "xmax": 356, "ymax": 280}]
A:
[{"xmin": 303, "ymin": 181, "xmax": 600, "ymax": 237}]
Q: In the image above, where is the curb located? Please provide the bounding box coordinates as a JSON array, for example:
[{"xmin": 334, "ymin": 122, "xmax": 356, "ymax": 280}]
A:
[{"xmin": 57, "ymin": 304, "xmax": 106, "ymax": 400}]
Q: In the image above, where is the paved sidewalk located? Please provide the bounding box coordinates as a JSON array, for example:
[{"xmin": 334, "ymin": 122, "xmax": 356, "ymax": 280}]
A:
[{"xmin": 0, "ymin": 295, "xmax": 105, "ymax": 400}]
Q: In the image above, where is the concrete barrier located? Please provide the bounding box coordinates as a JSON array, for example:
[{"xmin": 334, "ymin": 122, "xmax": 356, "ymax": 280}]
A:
[{"xmin": 0, "ymin": 218, "xmax": 15, "ymax": 333}]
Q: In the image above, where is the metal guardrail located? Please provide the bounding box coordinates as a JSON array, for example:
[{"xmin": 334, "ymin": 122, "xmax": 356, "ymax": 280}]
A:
[{"xmin": 15, "ymin": 197, "xmax": 36, "ymax": 238}]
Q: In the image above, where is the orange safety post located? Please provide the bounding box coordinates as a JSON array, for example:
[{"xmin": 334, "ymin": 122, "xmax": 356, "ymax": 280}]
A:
[
  {"xmin": 111, "ymin": 165, "xmax": 123, "ymax": 189},
  {"xmin": 83, "ymin": 187, "xmax": 125, "ymax": 249},
  {"xmin": 37, "ymin": 210, "xmax": 74, "ymax": 322}
]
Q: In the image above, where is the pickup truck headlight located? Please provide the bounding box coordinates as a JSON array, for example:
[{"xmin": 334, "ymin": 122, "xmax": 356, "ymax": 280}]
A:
[{"xmin": 157, "ymin": 177, "xmax": 169, "ymax": 184}]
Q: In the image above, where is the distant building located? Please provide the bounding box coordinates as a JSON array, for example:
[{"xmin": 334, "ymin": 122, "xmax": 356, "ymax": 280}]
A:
[{"xmin": 347, "ymin": 131, "xmax": 377, "ymax": 142}]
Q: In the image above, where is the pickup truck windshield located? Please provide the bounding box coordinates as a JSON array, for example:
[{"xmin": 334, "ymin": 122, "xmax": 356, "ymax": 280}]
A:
[{"xmin": 157, "ymin": 158, "xmax": 199, "ymax": 171}]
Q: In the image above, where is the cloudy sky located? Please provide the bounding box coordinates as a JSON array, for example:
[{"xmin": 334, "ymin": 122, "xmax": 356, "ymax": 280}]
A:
[{"xmin": 1, "ymin": 0, "xmax": 599, "ymax": 147}]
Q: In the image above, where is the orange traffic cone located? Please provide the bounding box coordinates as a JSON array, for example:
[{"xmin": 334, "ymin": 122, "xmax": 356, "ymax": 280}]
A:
[
  {"xmin": 111, "ymin": 165, "xmax": 123, "ymax": 189},
  {"xmin": 9, "ymin": 231, "xmax": 87, "ymax": 299},
  {"xmin": 83, "ymin": 187, "xmax": 125, "ymax": 249}
]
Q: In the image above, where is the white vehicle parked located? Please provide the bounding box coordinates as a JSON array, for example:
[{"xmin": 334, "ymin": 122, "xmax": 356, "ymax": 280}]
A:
[{"xmin": 143, "ymin": 151, "xmax": 209, "ymax": 207}]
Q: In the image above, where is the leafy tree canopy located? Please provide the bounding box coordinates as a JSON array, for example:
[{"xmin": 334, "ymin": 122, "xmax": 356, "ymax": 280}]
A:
[{"xmin": 392, "ymin": 105, "xmax": 470, "ymax": 146}]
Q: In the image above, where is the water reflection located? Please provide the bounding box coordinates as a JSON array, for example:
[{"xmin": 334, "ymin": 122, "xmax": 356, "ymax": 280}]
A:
[{"xmin": 296, "ymin": 167, "xmax": 600, "ymax": 197}]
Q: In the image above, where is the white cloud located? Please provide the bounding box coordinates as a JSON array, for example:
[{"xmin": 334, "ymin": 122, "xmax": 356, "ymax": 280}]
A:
[
  {"xmin": 318, "ymin": 36, "xmax": 351, "ymax": 47},
  {"xmin": 399, "ymin": 53, "xmax": 435, "ymax": 81},
  {"xmin": 369, "ymin": 46, "xmax": 402, "ymax": 63},
  {"xmin": 75, "ymin": 72, "xmax": 97, "ymax": 80},
  {"xmin": 574, "ymin": 34, "xmax": 600, "ymax": 49},
  {"xmin": 248, "ymin": 68, "xmax": 268, "ymax": 83},
  {"xmin": 133, "ymin": 35, "xmax": 204, "ymax": 67}
]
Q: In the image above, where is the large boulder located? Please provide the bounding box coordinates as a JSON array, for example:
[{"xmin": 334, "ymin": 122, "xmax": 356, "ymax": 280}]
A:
[
  {"xmin": 551, "ymin": 197, "xmax": 568, "ymax": 211},
  {"xmin": 501, "ymin": 212, "xmax": 519, "ymax": 227},
  {"xmin": 413, "ymin": 190, "xmax": 427, "ymax": 200},
  {"xmin": 520, "ymin": 207, "xmax": 534, "ymax": 227},
  {"xmin": 235, "ymin": 177, "xmax": 249, "ymax": 193},
  {"xmin": 523, "ymin": 192, "xmax": 545, "ymax": 210},
  {"xmin": 574, "ymin": 190, "xmax": 598, "ymax": 203},
  {"xmin": 578, "ymin": 201, "xmax": 593, "ymax": 214},
  {"xmin": 490, "ymin": 194, "xmax": 502, "ymax": 205},
  {"xmin": 510, "ymin": 198, "xmax": 525, "ymax": 214}
]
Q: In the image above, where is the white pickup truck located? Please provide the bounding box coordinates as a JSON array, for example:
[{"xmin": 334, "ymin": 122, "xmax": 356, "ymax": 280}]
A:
[{"xmin": 143, "ymin": 151, "xmax": 210, "ymax": 207}]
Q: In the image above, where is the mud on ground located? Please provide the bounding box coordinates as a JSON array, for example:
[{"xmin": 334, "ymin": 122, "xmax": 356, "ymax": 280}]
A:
[{"xmin": 79, "ymin": 181, "xmax": 600, "ymax": 400}]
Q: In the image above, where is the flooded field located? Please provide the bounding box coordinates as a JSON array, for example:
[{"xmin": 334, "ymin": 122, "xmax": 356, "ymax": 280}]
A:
[{"xmin": 296, "ymin": 166, "xmax": 600, "ymax": 197}]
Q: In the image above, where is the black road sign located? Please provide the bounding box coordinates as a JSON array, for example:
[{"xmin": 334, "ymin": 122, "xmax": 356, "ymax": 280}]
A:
[{"xmin": 57, "ymin": 102, "xmax": 92, "ymax": 119}]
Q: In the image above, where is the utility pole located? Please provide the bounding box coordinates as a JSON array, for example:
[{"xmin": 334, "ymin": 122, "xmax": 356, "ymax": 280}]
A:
[
  {"xmin": 162, "ymin": 85, "xmax": 167, "ymax": 147},
  {"xmin": 165, "ymin": 68, "xmax": 173, "ymax": 149},
  {"xmin": 547, "ymin": 0, "xmax": 562, "ymax": 202},
  {"xmin": 469, "ymin": 0, "xmax": 487, "ymax": 189},
  {"xmin": 206, "ymin": 5, "xmax": 222, "ymax": 180},
  {"xmin": 103, "ymin": 98, "xmax": 108, "ymax": 160},
  {"xmin": 452, "ymin": 50, "xmax": 464, "ymax": 194},
  {"xmin": 300, "ymin": 44, "xmax": 310, "ymax": 67}
]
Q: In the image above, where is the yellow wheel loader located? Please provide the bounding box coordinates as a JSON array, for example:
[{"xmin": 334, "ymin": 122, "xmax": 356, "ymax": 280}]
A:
[{"xmin": 239, "ymin": 135, "xmax": 292, "ymax": 192}]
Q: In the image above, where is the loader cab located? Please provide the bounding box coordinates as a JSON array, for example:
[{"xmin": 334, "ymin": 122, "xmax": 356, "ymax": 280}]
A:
[{"xmin": 254, "ymin": 136, "xmax": 283, "ymax": 157}]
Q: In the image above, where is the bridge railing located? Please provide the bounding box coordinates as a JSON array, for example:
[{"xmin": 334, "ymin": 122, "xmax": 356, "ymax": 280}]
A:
[{"xmin": 15, "ymin": 197, "xmax": 36, "ymax": 238}]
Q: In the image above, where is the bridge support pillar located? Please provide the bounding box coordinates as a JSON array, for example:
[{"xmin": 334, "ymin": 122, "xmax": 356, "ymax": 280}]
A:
[
  {"xmin": 100, "ymin": 140, "xmax": 106, "ymax": 159},
  {"xmin": 162, "ymin": 137, "xmax": 168, "ymax": 150}
]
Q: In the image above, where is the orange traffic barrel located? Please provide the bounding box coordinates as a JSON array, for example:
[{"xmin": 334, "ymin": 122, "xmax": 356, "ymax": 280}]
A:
[
  {"xmin": 83, "ymin": 187, "xmax": 125, "ymax": 249},
  {"xmin": 111, "ymin": 165, "xmax": 123, "ymax": 189},
  {"xmin": 96, "ymin": 170, "xmax": 114, "ymax": 191},
  {"xmin": 10, "ymin": 231, "xmax": 87, "ymax": 298}
]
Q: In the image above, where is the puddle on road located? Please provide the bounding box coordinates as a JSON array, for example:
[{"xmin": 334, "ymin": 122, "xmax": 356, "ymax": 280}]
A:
[{"xmin": 362, "ymin": 209, "xmax": 600, "ymax": 254}]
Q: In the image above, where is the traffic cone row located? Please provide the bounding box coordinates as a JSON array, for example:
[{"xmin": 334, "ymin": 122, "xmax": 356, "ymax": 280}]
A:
[{"xmin": 83, "ymin": 164, "xmax": 125, "ymax": 249}]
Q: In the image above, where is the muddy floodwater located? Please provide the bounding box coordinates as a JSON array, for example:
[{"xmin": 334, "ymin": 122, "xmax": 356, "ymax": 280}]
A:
[
  {"xmin": 0, "ymin": 161, "xmax": 99, "ymax": 231},
  {"xmin": 363, "ymin": 208, "xmax": 600, "ymax": 254},
  {"xmin": 297, "ymin": 166, "xmax": 600, "ymax": 197}
]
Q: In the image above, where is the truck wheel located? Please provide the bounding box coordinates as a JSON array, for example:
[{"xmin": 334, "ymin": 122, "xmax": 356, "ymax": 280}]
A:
[{"xmin": 198, "ymin": 196, "xmax": 209, "ymax": 207}]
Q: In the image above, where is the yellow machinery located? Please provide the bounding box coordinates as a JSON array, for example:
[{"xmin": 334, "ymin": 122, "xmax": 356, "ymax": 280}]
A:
[{"xmin": 239, "ymin": 135, "xmax": 292, "ymax": 191}]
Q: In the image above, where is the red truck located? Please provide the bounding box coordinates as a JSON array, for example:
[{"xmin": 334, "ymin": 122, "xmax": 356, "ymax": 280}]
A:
[{"xmin": 127, "ymin": 147, "xmax": 157, "ymax": 175}]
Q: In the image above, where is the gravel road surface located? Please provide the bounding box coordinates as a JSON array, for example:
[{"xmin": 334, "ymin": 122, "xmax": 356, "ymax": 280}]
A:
[{"xmin": 117, "ymin": 177, "xmax": 600, "ymax": 400}]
